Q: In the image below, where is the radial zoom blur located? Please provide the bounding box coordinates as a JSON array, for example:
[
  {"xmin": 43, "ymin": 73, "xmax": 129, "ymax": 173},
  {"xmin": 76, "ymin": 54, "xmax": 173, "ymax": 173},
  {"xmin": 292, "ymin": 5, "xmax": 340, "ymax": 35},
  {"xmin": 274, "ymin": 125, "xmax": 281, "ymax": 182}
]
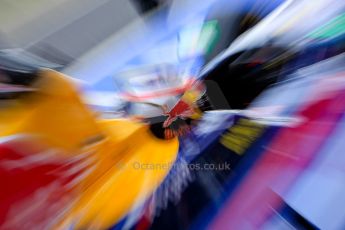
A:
[{"xmin": 0, "ymin": 0, "xmax": 345, "ymax": 229}]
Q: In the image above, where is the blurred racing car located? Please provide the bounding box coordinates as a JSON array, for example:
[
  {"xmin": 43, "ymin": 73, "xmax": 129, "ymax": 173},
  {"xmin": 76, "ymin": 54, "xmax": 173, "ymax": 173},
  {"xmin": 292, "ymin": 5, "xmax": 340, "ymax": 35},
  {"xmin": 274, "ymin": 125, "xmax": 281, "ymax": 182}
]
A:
[{"xmin": 0, "ymin": 56, "xmax": 179, "ymax": 229}]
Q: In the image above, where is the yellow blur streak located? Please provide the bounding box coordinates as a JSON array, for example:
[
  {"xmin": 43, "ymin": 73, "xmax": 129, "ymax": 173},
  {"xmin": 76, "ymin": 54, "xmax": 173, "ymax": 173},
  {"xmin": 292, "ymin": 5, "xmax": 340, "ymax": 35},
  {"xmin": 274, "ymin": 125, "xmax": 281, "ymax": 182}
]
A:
[{"xmin": 0, "ymin": 69, "xmax": 178, "ymax": 229}]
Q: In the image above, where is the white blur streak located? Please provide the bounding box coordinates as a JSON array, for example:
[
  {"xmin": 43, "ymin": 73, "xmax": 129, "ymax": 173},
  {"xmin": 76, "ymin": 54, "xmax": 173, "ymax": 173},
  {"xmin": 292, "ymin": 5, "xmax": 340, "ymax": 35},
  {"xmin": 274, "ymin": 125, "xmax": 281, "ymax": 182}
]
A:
[
  {"xmin": 0, "ymin": 149, "xmax": 65, "ymax": 170},
  {"xmin": 82, "ymin": 90, "xmax": 120, "ymax": 107},
  {"xmin": 63, "ymin": 0, "xmax": 219, "ymax": 84},
  {"xmin": 249, "ymin": 53, "xmax": 345, "ymax": 116},
  {"xmin": 194, "ymin": 110, "xmax": 239, "ymax": 135},
  {"xmin": 200, "ymin": 0, "xmax": 345, "ymax": 77},
  {"xmin": 0, "ymin": 134, "xmax": 36, "ymax": 144},
  {"xmin": 200, "ymin": 0, "xmax": 295, "ymax": 76},
  {"xmin": 1, "ymin": 181, "xmax": 74, "ymax": 230},
  {"xmin": 147, "ymin": 157, "xmax": 192, "ymax": 221}
]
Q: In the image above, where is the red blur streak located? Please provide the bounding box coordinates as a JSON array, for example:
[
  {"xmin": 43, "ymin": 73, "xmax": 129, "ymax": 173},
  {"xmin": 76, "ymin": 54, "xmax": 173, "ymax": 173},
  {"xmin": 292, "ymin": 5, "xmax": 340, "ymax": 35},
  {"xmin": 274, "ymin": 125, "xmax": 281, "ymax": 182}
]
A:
[
  {"xmin": 246, "ymin": 60, "xmax": 262, "ymax": 67},
  {"xmin": 0, "ymin": 139, "xmax": 88, "ymax": 229},
  {"xmin": 121, "ymin": 78, "xmax": 195, "ymax": 102},
  {"xmin": 135, "ymin": 216, "xmax": 151, "ymax": 230},
  {"xmin": 134, "ymin": 197, "xmax": 155, "ymax": 230},
  {"xmin": 209, "ymin": 89, "xmax": 345, "ymax": 229}
]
